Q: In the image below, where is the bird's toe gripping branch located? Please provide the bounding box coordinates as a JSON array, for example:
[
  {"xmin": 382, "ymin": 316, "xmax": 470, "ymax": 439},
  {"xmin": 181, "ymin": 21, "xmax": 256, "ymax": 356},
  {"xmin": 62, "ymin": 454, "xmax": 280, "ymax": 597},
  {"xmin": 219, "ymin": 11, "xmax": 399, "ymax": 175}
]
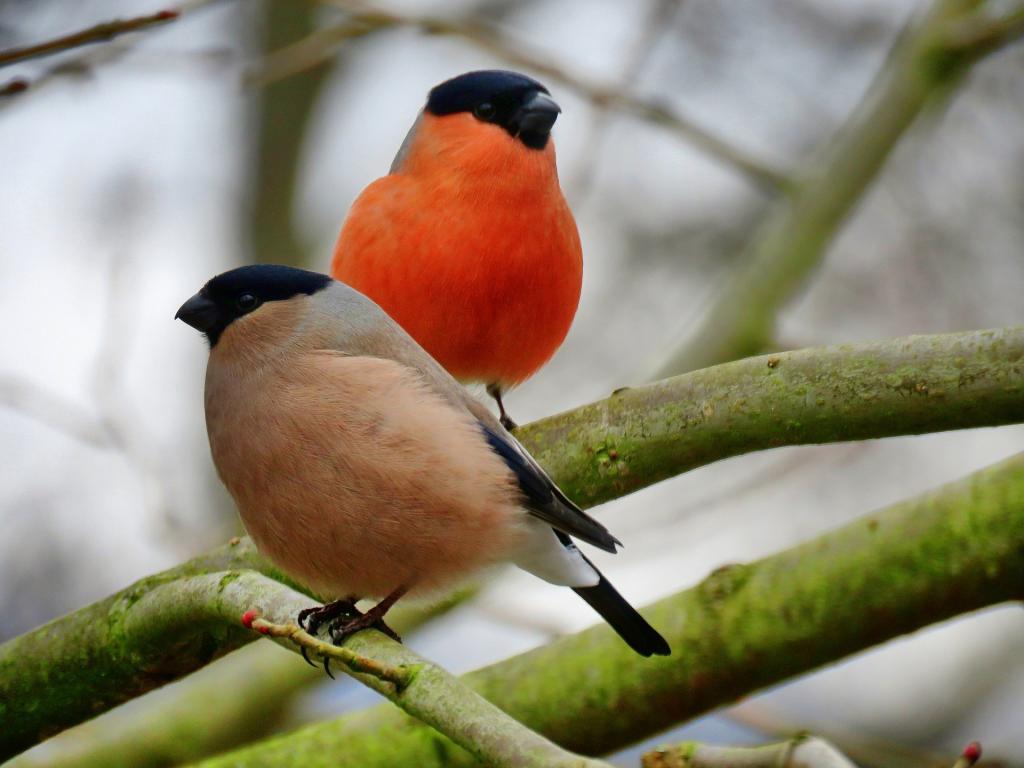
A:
[
  {"xmin": 297, "ymin": 598, "xmax": 361, "ymax": 635},
  {"xmin": 239, "ymin": 610, "xmax": 413, "ymax": 688}
]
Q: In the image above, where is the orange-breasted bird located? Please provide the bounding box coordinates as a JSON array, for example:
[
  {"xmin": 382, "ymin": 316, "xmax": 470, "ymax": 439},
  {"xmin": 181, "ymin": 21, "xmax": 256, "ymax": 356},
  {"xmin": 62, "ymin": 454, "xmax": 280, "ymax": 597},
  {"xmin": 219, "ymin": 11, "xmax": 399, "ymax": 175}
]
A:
[{"xmin": 331, "ymin": 70, "xmax": 582, "ymax": 428}]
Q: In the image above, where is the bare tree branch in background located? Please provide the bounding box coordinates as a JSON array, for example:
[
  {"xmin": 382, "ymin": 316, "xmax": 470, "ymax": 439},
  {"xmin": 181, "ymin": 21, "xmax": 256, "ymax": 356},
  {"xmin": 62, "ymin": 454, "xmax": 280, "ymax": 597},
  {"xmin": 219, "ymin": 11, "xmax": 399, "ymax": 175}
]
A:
[
  {"xmin": 0, "ymin": 0, "xmax": 220, "ymax": 102},
  {"xmin": 727, "ymin": 706, "xmax": 952, "ymax": 768},
  {"xmin": 653, "ymin": 0, "xmax": 1024, "ymax": 378},
  {"xmin": 247, "ymin": 0, "xmax": 789, "ymax": 190},
  {"xmin": 643, "ymin": 736, "xmax": 859, "ymax": 768},
  {"xmin": 0, "ymin": 10, "xmax": 179, "ymax": 69},
  {"xmin": 565, "ymin": 0, "xmax": 684, "ymax": 202},
  {"xmin": 247, "ymin": 0, "xmax": 337, "ymax": 268}
]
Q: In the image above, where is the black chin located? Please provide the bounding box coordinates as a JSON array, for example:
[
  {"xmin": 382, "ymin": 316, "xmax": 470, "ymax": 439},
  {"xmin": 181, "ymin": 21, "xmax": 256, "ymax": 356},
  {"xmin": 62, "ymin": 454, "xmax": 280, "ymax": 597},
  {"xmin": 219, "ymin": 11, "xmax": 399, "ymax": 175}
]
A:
[{"xmin": 517, "ymin": 129, "xmax": 551, "ymax": 150}]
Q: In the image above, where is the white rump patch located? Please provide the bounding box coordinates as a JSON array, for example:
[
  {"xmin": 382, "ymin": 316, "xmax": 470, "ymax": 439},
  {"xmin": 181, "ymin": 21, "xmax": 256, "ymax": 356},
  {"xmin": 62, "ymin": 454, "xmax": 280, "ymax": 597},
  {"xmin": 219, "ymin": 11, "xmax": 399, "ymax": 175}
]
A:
[{"xmin": 513, "ymin": 518, "xmax": 600, "ymax": 587}]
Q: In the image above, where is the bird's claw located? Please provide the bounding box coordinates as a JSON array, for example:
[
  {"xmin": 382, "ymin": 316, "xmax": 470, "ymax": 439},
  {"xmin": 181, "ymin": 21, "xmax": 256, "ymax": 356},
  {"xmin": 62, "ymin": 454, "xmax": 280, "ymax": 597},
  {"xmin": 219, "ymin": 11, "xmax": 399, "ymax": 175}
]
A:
[
  {"xmin": 298, "ymin": 598, "xmax": 364, "ymax": 679},
  {"xmin": 297, "ymin": 598, "xmax": 359, "ymax": 636},
  {"xmin": 327, "ymin": 613, "xmax": 402, "ymax": 645}
]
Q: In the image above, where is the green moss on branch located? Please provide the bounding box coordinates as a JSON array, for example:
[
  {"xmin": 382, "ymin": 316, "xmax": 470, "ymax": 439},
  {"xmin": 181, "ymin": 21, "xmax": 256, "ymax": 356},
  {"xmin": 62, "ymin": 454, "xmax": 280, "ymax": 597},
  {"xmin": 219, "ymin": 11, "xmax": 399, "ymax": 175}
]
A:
[
  {"xmin": 2, "ymin": 327, "xmax": 1022, "ymax": 760},
  {"xmin": 521, "ymin": 327, "xmax": 1024, "ymax": 506},
  {"xmin": 3, "ymin": 570, "xmax": 609, "ymax": 768},
  {"xmin": 8, "ymin": 589, "xmax": 474, "ymax": 768},
  {"xmin": 0, "ymin": 541, "xmax": 297, "ymax": 759}
]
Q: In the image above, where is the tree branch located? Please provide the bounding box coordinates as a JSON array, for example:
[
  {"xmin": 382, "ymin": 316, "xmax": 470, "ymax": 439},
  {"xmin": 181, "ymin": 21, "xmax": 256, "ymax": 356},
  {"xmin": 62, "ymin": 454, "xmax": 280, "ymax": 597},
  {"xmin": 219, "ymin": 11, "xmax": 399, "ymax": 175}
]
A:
[
  {"xmin": 246, "ymin": 0, "xmax": 337, "ymax": 269},
  {"xmin": 0, "ymin": 1, "xmax": 219, "ymax": 105},
  {"xmin": 642, "ymin": 736, "xmax": 859, "ymax": 768},
  {"xmin": 8, "ymin": 588, "xmax": 474, "ymax": 768},
  {"xmin": 0, "ymin": 10, "xmax": 180, "ymax": 69},
  {"xmin": 653, "ymin": 0, "xmax": 1024, "ymax": 377},
  {"xmin": 2, "ymin": 327, "xmax": 1022, "ymax": 758},
  {"xmin": 2, "ymin": 567, "xmax": 610, "ymax": 768},
  {"xmin": 197, "ymin": 452, "xmax": 1024, "ymax": 767},
  {"xmin": 247, "ymin": 0, "xmax": 789, "ymax": 191},
  {"xmin": 0, "ymin": 539, "xmax": 301, "ymax": 759},
  {"xmin": 520, "ymin": 326, "xmax": 1024, "ymax": 507},
  {"xmin": 244, "ymin": 614, "xmax": 413, "ymax": 688}
]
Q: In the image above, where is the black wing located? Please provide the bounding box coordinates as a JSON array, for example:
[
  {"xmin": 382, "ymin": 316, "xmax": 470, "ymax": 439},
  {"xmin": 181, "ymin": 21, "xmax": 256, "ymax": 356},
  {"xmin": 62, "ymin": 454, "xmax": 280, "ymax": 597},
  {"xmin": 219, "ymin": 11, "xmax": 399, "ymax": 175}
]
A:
[{"xmin": 480, "ymin": 423, "xmax": 620, "ymax": 553}]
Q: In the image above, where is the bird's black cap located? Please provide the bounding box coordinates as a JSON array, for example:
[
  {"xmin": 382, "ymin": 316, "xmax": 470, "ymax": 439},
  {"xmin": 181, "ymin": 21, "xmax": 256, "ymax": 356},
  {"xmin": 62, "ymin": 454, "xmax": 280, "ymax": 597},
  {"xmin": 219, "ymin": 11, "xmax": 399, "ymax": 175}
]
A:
[
  {"xmin": 175, "ymin": 264, "xmax": 332, "ymax": 348},
  {"xmin": 425, "ymin": 70, "xmax": 561, "ymax": 150}
]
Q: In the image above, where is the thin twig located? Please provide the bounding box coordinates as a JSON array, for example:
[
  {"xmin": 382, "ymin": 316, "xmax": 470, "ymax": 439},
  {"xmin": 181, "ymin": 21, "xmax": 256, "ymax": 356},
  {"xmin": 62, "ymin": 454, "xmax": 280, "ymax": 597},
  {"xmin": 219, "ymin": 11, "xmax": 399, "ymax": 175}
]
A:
[
  {"xmin": 0, "ymin": 0, "xmax": 221, "ymax": 105},
  {"xmin": 566, "ymin": 0, "xmax": 684, "ymax": 201},
  {"xmin": 642, "ymin": 736, "xmax": 859, "ymax": 768},
  {"xmin": 952, "ymin": 742, "xmax": 983, "ymax": 768},
  {"xmin": 945, "ymin": 7, "xmax": 1024, "ymax": 59},
  {"xmin": 0, "ymin": 10, "xmax": 180, "ymax": 69},
  {"xmin": 244, "ymin": 613, "xmax": 414, "ymax": 689},
  {"xmin": 248, "ymin": 0, "xmax": 788, "ymax": 190}
]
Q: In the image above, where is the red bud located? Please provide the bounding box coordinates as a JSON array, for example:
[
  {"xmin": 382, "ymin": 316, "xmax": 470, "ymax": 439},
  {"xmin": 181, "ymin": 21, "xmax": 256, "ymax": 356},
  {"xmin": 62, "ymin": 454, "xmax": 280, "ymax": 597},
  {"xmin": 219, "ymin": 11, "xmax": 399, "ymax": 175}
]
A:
[
  {"xmin": 241, "ymin": 610, "xmax": 258, "ymax": 628},
  {"xmin": 3, "ymin": 79, "xmax": 29, "ymax": 94},
  {"xmin": 963, "ymin": 742, "xmax": 982, "ymax": 763}
]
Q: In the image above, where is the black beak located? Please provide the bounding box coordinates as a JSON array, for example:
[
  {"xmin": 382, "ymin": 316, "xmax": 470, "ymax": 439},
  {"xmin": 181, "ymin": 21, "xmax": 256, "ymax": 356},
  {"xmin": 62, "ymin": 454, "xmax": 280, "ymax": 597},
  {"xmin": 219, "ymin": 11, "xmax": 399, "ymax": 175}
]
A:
[
  {"xmin": 175, "ymin": 292, "xmax": 219, "ymax": 333},
  {"xmin": 515, "ymin": 91, "xmax": 561, "ymax": 148}
]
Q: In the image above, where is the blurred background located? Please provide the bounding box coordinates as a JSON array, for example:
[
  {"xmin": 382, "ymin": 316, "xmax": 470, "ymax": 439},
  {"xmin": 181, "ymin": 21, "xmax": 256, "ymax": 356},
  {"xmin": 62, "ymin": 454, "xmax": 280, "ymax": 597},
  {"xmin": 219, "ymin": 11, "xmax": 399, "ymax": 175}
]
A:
[{"xmin": 1, "ymin": 0, "xmax": 1023, "ymax": 765}]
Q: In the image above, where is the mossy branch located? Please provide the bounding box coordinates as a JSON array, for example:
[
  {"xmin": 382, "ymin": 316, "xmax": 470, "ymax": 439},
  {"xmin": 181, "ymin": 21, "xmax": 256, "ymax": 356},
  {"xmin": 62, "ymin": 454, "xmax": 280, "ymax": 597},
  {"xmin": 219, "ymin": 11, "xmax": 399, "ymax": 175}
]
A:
[
  {"xmin": 1, "ymin": 327, "xmax": 1022, "ymax": 759},
  {"xmin": 196, "ymin": 452, "xmax": 1024, "ymax": 767},
  {"xmin": 1, "ymin": 570, "xmax": 610, "ymax": 768},
  {"xmin": 521, "ymin": 326, "xmax": 1024, "ymax": 507},
  {"xmin": 8, "ymin": 589, "xmax": 474, "ymax": 768},
  {"xmin": 0, "ymin": 540, "xmax": 292, "ymax": 760},
  {"xmin": 654, "ymin": 0, "xmax": 1024, "ymax": 376}
]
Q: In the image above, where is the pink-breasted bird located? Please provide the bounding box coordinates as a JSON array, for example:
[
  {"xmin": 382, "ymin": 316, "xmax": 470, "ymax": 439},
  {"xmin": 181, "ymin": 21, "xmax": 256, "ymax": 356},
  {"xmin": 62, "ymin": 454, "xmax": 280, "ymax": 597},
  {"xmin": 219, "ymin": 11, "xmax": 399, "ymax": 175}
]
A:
[
  {"xmin": 176, "ymin": 265, "xmax": 669, "ymax": 657},
  {"xmin": 331, "ymin": 70, "xmax": 582, "ymax": 428}
]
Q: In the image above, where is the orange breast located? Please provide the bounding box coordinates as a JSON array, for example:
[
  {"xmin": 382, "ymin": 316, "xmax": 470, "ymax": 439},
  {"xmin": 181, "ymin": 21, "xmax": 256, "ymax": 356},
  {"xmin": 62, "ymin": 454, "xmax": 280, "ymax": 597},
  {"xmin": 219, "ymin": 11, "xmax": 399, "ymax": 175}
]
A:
[{"xmin": 331, "ymin": 113, "xmax": 582, "ymax": 387}]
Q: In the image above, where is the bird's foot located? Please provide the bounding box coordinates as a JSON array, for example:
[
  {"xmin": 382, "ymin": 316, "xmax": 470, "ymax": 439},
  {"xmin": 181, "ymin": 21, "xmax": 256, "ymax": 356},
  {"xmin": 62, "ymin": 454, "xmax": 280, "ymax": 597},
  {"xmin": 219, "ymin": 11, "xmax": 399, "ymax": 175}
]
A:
[
  {"xmin": 487, "ymin": 382, "xmax": 518, "ymax": 431},
  {"xmin": 326, "ymin": 585, "xmax": 408, "ymax": 645},
  {"xmin": 298, "ymin": 597, "xmax": 360, "ymax": 636},
  {"xmin": 297, "ymin": 598, "xmax": 362, "ymax": 676},
  {"xmin": 328, "ymin": 610, "xmax": 403, "ymax": 645}
]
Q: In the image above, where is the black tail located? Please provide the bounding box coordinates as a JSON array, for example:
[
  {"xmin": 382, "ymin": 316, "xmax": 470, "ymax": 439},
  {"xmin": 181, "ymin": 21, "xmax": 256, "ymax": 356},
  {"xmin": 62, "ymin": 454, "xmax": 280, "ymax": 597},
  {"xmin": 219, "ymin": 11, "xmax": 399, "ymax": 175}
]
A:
[{"xmin": 573, "ymin": 570, "xmax": 671, "ymax": 657}]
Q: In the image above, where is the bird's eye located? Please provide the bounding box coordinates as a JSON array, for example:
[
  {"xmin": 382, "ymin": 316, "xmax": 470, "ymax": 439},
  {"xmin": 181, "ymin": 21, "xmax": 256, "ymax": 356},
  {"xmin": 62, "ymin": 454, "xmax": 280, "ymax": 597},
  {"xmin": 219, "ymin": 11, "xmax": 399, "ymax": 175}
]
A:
[
  {"xmin": 473, "ymin": 102, "xmax": 496, "ymax": 121},
  {"xmin": 236, "ymin": 293, "xmax": 259, "ymax": 312}
]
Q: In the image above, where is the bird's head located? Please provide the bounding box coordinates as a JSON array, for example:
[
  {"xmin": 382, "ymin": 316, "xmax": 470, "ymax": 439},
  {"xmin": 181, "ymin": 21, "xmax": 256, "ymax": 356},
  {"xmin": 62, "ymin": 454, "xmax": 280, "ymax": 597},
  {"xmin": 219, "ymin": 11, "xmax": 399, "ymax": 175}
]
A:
[
  {"xmin": 175, "ymin": 265, "xmax": 332, "ymax": 349},
  {"xmin": 392, "ymin": 70, "xmax": 562, "ymax": 177},
  {"xmin": 426, "ymin": 70, "xmax": 560, "ymax": 150}
]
